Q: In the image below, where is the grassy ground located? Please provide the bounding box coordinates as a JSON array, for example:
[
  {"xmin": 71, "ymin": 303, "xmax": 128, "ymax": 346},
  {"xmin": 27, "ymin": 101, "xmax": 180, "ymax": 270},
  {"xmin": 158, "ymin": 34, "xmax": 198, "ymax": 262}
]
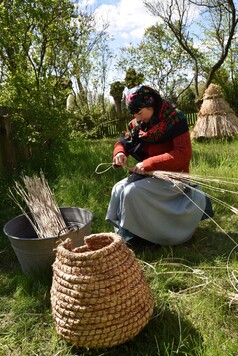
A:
[{"xmin": 0, "ymin": 137, "xmax": 238, "ymax": 355}]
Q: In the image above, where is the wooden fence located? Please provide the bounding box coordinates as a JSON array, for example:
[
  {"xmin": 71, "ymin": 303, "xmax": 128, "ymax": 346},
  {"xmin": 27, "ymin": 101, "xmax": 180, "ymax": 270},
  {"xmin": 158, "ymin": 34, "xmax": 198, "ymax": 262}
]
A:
[
  {"xmin": 186, "ymin": 112, "xmax": 198, "ymax": 126},
  {"xmin": 96, "ymin": 112, "xmax": 198, "ymax": 139}
]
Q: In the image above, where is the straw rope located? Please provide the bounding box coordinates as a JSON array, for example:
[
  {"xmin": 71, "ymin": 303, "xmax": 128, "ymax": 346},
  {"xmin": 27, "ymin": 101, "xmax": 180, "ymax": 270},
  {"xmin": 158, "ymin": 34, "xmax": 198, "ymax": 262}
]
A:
[{"xmin": 50, "ymin": 233, "xmax": 154, "ymax": 348}]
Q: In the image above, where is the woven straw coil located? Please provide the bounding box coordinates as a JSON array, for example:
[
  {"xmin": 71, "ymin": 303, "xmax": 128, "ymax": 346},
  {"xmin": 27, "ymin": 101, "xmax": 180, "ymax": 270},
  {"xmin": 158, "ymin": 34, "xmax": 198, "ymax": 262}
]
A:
[{"xmin": 50, "ymin": 233, "xmax": 154, "ymax": 348}]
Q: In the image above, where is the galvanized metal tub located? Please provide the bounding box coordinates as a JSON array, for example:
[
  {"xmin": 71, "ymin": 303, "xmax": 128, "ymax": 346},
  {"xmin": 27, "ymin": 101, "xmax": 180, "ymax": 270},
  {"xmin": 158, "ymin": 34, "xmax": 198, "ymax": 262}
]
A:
[{"xmin": 3, "ymin": 207, "xmax": 93, "ymax": 275}]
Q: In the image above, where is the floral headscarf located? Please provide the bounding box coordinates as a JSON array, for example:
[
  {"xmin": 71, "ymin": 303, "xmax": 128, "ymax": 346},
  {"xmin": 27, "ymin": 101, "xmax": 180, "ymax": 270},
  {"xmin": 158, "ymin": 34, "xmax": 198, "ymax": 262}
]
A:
[{"xmin": 125, "ymin": 85, "xmax": 159, "ymax": 114}]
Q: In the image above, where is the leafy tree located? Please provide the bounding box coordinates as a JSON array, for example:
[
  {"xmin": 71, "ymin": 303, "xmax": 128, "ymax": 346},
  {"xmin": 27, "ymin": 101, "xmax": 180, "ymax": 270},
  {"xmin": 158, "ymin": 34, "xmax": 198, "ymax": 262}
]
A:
[
  {"xmin": 89, "ymin": 37, "xmax": 113, "ymax": 116},
  {"xmin": 213, "ymin": 69, "xmax": 238, "ymax": 115},
  {"xmin": 69, "ymin": 7, "xmax": 109, "ymax": 114},
  {"xmin": 0, "ymin": 0, "xmax": 79, "ymax": 155},
  {"xmin": 110, "ymin": 68, "xmax": 145, "ymax": 120},
  {"xmin": 0, "ymin": 0, "xmax": 77, "ymax": 101},
  {"xmin": 124, "ymin": 68, "xmax": 144, "ymax": 89},
  {"xmin": 143, "ymin": 0, "xmax": 238, "ymax": 102},
  {"xmin": 210, "ymin": 36, "xmax": 238, "ymax": 114},
  {"xmin": 0, "ymin": 0, "xmax": 112, "ymax": 155},
  {"xmin": 110, "ymin": 81, "xmax": 125, "ymax": 118},
  {"xmin": 177, "ymin": 87, "xmax": 197, "ymax": 113},
  {"xmin": 117, "ymin": 24, "xmax": 192, "ymax": 99},
  {"xmin": 63, "ymin": 4, "xmax": 112, "ymax": 133}
]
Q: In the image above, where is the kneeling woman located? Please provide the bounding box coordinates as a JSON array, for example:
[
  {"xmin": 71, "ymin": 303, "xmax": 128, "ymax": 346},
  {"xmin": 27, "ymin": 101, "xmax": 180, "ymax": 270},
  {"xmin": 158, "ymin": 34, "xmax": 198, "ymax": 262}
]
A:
[{"xmin": 106, "ymin": 85, "xmax": 207, "ymax": 246}]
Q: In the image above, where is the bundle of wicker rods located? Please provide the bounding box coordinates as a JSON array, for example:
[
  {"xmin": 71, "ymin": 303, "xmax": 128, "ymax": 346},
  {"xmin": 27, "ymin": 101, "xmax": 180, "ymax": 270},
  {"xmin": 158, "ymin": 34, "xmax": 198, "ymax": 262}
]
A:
[
  {"xmin": 50, "ymin": 232, "xmax": 154, "ymax": 348},
  {"xmin": 9, "ymin": 171, "xmax": 68, "ymax": 238}
]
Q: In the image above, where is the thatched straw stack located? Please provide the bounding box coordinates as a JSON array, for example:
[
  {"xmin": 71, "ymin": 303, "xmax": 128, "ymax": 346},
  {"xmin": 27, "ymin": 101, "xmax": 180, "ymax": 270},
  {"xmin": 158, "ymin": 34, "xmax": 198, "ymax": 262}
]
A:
[
  {"xmin": 193, "ymin": 84, "xmax": 238, "ymax": 139},
  {"xmin": 50, "ymin": 233, "xmax": 154, "ymax": 348}
]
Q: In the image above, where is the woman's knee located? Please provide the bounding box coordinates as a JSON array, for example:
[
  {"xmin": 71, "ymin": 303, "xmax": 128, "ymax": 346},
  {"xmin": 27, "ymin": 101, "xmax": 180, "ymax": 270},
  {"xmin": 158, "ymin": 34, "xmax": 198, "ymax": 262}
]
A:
[
  {"xmin": 123, "ymin": 183, "xmax": 138, "ymax": 201},
  {"xmin": 111, "ymin": 179, "xmax": 128, "ymax": 197}
]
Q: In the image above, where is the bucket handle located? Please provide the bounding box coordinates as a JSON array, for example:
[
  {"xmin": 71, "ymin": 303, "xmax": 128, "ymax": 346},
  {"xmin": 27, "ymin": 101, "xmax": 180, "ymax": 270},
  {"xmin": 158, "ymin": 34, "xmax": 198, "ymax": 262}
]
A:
[
  {"xmin": 54, "ymin": 224, "xmax": 81, "ymax": 249},
  {"xmin": 57, "ymin": 224, "xmax": 80, "ymax": 238}
]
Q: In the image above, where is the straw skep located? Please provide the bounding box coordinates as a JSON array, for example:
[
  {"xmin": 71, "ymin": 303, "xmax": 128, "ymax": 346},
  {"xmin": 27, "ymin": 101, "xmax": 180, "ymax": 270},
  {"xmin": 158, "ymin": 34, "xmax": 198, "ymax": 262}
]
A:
[
  {"xmin": 193, "ymin": 83, "xmax": 238, "ymax": 139},
  {"xmin": 50, "ymin": 233, "xmax": 154, "ymax": 348}
]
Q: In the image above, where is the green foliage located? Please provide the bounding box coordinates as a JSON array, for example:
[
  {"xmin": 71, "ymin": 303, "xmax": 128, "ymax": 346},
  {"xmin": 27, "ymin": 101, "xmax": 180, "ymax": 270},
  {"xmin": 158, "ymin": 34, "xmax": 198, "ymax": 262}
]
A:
[
  {"xmin": 109, "ymin": 81, "xmax": 125, "ymax": 118},
  {"xmin": 69, "ymin": 107, "xmax": 107, "ymax": 139},
  {"xmin": 0, "ymin": 0, "xmax": 112, "ymax": 154},
  {"xmin": 110, "ymin": 81, "xmax": 125, "ymax": 100},
  {"xmin": 213, "ymin": 67, "xmax": 238, "ymax": 115},
  {"xmin": 177, "ymin": 88, "xmax": 197, "ymax": 113},
  {"xmin": 116, "ymin": 23, "xmax": 192, "ymax": 98},
  {"xmin": 110, "ymin": 68, "xmax": 145, "ymax": 118},
  {"xmin": 11, "ymin": 100, "xmax": 71, "ymax": 148},
  {"xmin": 69, "ymin": 8, "xmax": 111, "ymax": 116},
  {"xmin": 0, "ymin": 0, "xmax": 77, "ymax": 83},
  {"xmin": 0, "ymin": 0, "xmax": 78, "ymax": 156},
  {"xmin": 124, "ymin": 67, "xmax": 144, "ymax": 89},
  {"xmin": 143, "ymin": 0, "xmax": 238, "ymax": 101}
]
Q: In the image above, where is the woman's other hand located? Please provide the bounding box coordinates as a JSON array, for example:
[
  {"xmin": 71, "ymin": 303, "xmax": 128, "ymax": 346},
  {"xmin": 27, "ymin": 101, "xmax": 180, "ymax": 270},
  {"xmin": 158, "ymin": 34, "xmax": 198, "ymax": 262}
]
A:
[
  {"xmin": 134, "ymin": 162, "xmax": 145, "ymax": 174},
  {"xmin": 113, "ymin": 153, "xmax": 127, "ymax": 167}
]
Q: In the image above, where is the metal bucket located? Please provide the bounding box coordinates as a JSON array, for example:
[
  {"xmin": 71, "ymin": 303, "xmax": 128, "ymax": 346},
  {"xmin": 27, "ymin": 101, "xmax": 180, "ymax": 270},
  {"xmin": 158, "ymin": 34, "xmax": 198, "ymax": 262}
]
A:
[{"xmin": 3, "ymin": 207, "xmax": 93, "ymax": 275}]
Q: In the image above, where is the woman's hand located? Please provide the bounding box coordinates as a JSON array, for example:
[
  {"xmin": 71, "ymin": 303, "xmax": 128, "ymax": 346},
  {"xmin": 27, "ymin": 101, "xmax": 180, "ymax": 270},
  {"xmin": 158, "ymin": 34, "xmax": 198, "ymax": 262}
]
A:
[
  {"xmin": 133, "ymin": 162, "xmax": 145, "ymax": 174},
  {"xmin": 113, "ymin": 153, "xmax": 127, "ymax": 167}
]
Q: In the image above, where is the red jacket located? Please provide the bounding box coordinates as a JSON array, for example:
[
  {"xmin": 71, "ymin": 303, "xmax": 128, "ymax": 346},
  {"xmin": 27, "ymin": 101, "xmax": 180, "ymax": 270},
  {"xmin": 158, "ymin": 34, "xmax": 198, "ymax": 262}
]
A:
[{"xmin": 113, "ymin": 130, "xmax": 192, "ymax": 173}]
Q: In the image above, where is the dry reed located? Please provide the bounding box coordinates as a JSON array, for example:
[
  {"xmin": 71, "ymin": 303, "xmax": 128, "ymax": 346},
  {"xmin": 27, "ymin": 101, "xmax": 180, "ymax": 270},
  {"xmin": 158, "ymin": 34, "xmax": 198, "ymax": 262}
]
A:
[{"xmin": 9, "ymin": 171, "xmax": 68, "ymax": 238}]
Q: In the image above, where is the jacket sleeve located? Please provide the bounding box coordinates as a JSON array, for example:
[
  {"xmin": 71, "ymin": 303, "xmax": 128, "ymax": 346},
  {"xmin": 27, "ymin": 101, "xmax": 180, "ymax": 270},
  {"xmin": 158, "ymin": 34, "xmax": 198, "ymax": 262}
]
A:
[
  {"xmin": 113, "ymin": 141, "xmax": 128, "ymax": 157},
  {"xmin": 142, "ymin": 131, "xmax": 192, "ymax": 172}
]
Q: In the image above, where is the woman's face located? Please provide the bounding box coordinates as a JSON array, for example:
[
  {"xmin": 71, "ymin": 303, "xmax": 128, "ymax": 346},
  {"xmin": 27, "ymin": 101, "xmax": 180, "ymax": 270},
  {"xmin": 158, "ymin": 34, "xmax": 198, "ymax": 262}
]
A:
[{"xmin": 134, "ymin": 107, "xmax": 154, "ymax": 123}]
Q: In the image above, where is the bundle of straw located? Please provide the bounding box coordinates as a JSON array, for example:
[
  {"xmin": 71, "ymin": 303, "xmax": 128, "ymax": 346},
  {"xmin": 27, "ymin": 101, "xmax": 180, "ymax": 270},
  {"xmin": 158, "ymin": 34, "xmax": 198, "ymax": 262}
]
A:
[
  {"xmin": 95, "ymin": 163, "xmax": 238, "ymax": 216},
  {"xmin": 126, "ymin": 166, "xmax": 238, "ymax": 216},
  {"xmin": 9, "ymin": 171, "xmax": 68, "ymax": 239}
]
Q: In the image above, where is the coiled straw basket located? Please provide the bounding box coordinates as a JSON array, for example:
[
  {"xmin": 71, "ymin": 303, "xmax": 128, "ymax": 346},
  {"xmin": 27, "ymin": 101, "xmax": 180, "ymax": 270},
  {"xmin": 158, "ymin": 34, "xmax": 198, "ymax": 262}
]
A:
[{"xmin": 50, "ymin": 232, "xmax": 154, "ymax": 348}]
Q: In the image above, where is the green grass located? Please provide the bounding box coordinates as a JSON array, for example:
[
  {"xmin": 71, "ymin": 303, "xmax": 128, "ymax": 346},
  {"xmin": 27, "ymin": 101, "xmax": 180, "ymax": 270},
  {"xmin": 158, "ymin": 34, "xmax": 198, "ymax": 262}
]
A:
[{"xmin": 0, "ymin": 137, "xmax": 238, "ymax": 355}]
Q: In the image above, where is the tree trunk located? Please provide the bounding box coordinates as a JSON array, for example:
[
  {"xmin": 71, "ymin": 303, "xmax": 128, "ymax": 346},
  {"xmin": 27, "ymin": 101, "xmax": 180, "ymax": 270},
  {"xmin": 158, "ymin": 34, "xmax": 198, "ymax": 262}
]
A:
[{"xmin": 0, "ymin": 107, "xmax": 17, "ymax": 173}]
